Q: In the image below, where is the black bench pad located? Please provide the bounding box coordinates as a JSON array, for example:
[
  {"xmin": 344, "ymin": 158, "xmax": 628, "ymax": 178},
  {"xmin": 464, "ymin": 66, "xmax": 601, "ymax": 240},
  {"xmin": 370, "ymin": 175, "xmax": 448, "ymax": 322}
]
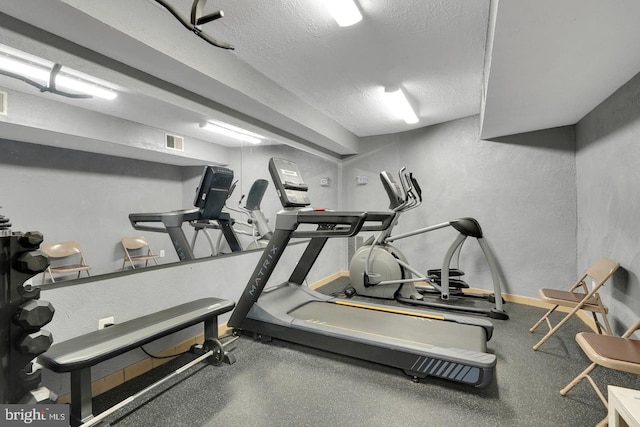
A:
[{"xmin": 39, "ymin": 297, "xmax": 235, "ymax": 373}]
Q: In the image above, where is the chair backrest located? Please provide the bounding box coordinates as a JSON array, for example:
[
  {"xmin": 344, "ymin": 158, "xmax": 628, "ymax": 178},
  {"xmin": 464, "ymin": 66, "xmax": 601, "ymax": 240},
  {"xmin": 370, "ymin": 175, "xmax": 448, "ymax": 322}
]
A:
[
  {"xmin": 41, "ymin": 241, "xmax": 84, "ymax": 259},
  {"xmin": 122, "ymin": 236, "xmax": 151, "ymax": 251},
  {"xmin": 621, "ymin": 317, "xmax": 640, "ymax": 339},
  {"xmin": 585, "ymin": 257, "xmax": 620, "ymax": 284}
]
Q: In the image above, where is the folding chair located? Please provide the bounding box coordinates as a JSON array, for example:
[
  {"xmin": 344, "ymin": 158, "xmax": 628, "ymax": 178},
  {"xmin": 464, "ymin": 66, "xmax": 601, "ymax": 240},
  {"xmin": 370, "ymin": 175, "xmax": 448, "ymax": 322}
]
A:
[
  {"xmin": 559, "ymin": 317, "xmax": 640, "ymax": 425},
  {"xmin": 530, "ymin": 257, "xmax": 619, "ymax": 351},
  {"xmin": 41, "ymin": 241, "xmax": 91, "ymax": 284},
  {"xmin": 121, "ymin": 236, "xmax": 160, "ymax": 270}
]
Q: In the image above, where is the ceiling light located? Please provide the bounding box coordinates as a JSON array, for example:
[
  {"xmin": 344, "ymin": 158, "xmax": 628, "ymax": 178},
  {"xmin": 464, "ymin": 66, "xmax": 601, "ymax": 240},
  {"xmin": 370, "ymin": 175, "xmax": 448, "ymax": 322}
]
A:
[
  {"xmin": 0, "ymin": 43, "xmax": 118, "ymax": 100},
  {"xmin": 384, "ymin": 86, "xmax": 419, "ymax": 124},
  {"xmin": 55, "ymin": 71, "xmax": 118, "ymax": 100},
  {"xmin": 324, "ymin": 0, "xmax": 362, "ymax": 27},
  {"xmin": 200, "ymin": 121, "xmax": 263, "ymax": 144},
  {"xmin": 0, "ymin": 55, "xmax": 51, "ymax": 84}
]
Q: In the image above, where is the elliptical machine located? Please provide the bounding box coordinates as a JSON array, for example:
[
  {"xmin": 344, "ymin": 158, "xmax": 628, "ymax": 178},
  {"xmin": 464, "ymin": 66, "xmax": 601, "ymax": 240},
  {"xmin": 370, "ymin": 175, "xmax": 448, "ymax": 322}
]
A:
[{"xmin": 349, "ymin": 168, "xmax": 508, "ymax": 320}]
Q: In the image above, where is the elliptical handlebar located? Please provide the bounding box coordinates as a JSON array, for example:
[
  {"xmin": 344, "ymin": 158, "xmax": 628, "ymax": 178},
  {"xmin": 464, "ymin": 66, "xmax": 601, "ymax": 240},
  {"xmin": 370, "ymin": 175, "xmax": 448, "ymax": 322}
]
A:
[{"xmin": 390, "ymin": 167, "xmax": 421, "ymax": 213}]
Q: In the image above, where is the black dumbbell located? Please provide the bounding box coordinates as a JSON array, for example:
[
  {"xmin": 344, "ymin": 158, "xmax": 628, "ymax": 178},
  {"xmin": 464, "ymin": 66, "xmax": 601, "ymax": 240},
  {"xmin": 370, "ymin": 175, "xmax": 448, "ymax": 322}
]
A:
[
  {"xmin": 18, "ymin": 330, "xmax": 53, "ymax": 356},
  {"xmin": 18, "ymin": 367, "xmax": 43, "ymax": 391},
  {"xmin": 18, "ymin": 386, "xmax": 58, "ymax": 404},
  {"xmin": 19, "ymin": 231, "xmax": 44, "ymax": 247},
  {"xmin": 17, "ymin": 283, "xmax": 41, "ymax": 300},
  {"xmin": 0, "ymin": 214, "xmax": 10, "ymax": 230},
  {"xmin": 15, "ymin": 300, "xmax": 55, "ymax": 330},
  {"xmin": 14, "ymin": 250, "xmax": 49, "ymax": 274}
]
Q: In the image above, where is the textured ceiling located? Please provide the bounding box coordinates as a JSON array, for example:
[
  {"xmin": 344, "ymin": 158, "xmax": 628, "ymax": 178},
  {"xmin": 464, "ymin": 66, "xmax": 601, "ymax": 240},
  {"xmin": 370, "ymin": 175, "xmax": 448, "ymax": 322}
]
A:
[
  {"xmin": 0, "ymin": 0, "xmax": 639, "ymax": 158},
  {"xmin": 207, "ymin": 0, "xmax": 489, "ymax": 136}
]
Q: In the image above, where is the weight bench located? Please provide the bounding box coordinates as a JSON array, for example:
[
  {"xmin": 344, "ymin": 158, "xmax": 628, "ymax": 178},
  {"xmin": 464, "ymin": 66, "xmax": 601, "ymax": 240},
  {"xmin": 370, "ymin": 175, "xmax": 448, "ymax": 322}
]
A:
[{"xmin": 38, "ymin": 297, "xmax": 235, "ymax": 427}]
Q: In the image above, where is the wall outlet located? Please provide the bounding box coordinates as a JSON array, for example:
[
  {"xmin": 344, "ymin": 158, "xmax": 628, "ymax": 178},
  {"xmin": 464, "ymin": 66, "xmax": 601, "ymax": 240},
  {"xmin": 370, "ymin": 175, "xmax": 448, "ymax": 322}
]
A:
[
  {"xmin": 98, "ymin": 316, "xmax": 115, "ymax": 330},
  {"xmin": 356, "ymin": 176, "xmax": 368, "ymax": 185},
  {"xmin": 159, "ymin": 250, "xmax": 165, "ymax": 257},
  {"xmin": 319, "ymin": 177, "xmax": 330, "ymax": 187}
]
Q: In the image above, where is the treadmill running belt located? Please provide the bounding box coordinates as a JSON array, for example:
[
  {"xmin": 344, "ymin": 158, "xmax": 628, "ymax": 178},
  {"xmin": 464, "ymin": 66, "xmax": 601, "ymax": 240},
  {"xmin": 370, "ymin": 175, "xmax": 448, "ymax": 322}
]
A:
[{"xmin": 289, "ymin": 301, "xmax": 486, "ymax": 352}]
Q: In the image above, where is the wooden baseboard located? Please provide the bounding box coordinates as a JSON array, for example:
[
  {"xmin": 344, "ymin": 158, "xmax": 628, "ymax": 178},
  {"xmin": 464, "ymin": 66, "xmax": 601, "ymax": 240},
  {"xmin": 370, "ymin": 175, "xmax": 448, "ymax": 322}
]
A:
[{"xmin": 309, "ymin": 270, "xmax": 348, "ymax": 290}]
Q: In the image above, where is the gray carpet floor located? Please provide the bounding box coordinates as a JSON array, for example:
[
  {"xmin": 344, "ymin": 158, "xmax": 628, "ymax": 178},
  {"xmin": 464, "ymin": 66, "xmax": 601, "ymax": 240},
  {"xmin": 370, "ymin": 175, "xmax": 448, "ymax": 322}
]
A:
[{"xmin": 93, "ymin": 281, "xmax": 640, "ymax": 426}]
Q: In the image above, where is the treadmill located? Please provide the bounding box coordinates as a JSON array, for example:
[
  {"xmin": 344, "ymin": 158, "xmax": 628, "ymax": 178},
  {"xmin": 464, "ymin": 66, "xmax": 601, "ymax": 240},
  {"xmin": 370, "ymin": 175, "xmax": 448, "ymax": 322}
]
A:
[
  {"xmin": 228, "ymin": 158, "xmax": 497, "ymax": 387},
  {"xmin": 129, "ymin": 165, "xmax": 242, "ymax": 260}
]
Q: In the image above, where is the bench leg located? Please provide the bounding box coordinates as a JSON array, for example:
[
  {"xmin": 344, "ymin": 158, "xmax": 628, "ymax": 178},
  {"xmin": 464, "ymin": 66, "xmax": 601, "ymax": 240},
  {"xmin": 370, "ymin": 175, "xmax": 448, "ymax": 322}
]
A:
[
  {"xmin": 204, "ymin": 317, "xmax": 218, "ymax": 341},
  {"xmin": 204, "ymin": 316, "xmax": 236, "ymax": 364},
  {"xmin": 70, "ymin": 368, "xmax": 93, "ymax": 427}
]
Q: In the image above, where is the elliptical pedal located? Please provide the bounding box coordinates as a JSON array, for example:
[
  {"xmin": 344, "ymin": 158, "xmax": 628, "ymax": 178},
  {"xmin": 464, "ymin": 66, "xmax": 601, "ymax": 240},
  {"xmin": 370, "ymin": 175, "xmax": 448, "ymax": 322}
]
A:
[
  {"xmin": 430, "ymin": 277, "xmax": 469, "ymax": 290},
  {"xmin": 427, "ymin": 268, "xmax": 465, "ymax": 278}
]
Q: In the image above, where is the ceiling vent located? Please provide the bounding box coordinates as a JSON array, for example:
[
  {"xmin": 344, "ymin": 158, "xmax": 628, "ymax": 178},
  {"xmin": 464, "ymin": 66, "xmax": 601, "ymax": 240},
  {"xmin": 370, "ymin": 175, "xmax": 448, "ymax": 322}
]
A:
[
  {"xmin": 165, "ymin": 133, "xmax": 184, "ymax": 151},
  {"xmin": 0, "ymin": 91, "xmax": 7, "ymax": 116}
]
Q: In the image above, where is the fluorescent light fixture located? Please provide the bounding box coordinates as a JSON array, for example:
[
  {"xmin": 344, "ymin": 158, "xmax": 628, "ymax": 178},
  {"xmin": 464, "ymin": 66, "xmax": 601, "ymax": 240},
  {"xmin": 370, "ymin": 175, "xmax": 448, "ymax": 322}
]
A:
[
  {"xmin": 324, "ymin": 0, "xmax": 362, "ymax": 27},
  {"xmin": 200, "ymin": 121, "xmax": 263, "ymax": 144},
  {"xmin": 0, "ymin": 43, "xmax": 117, "ymax": 100},
  {"xmin": 384, "ymin": 86, "xmax": 419, "ymax": 124},
  {"xmin": 55, "ymin": 72, "xmax": 118, "ymax": 100},
  {"xmin": 0, "ymin": 55, "xmax": 50, "ymax": 84}
]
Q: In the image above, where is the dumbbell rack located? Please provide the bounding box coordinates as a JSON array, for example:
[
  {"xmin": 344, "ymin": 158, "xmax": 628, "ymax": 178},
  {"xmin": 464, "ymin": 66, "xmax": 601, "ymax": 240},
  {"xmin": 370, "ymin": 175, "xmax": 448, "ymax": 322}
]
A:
[{"xmin": 0, "ymin": 212, "xmax": 57, "ymax": 404}]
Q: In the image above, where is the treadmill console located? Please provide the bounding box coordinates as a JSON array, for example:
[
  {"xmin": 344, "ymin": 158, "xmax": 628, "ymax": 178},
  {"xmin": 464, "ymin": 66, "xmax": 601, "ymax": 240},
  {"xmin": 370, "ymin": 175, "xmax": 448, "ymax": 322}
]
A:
[
  {"xmin": 268, "ymin": 158, "xmax": 311, "ymax": 208},
  {"xmin": 193, "ymin": 165, "xmax": 235, "ymax": 220}
]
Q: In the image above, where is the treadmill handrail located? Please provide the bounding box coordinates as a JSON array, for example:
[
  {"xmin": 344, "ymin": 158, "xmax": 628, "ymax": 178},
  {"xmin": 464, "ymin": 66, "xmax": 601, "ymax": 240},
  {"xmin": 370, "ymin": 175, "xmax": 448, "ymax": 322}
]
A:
[
  {"xmin": 291, "ymin": 210, "xmax": 396, "ymax": 238},
  {"xmin": 292, "ymin": 211, "xmax": 367, "ymax": 238},
  {"xmin": 129, "ymin": 208, "xmax": 201, "ymax": 233},
  {"xmin": 359, "ymin": 211, "xmax": 397, "ymax": 232}
]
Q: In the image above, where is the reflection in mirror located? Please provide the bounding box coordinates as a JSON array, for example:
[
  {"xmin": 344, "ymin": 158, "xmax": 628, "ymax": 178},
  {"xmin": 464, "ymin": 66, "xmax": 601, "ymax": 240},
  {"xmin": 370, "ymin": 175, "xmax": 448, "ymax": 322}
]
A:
[
  {"xmin": 0, "ymin": 124, "xmax": 340, "ymax": 287},
  {"xmin": 187, "ymin": 142, "xmax": 341, "ymax": 259}
]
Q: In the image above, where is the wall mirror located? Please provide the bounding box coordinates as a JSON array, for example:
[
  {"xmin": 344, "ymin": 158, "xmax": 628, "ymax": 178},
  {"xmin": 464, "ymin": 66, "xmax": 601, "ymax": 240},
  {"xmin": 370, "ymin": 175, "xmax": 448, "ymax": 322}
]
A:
[{"xmin": 0, "ymin": 14, "xmax": 342, "ymax": 287}]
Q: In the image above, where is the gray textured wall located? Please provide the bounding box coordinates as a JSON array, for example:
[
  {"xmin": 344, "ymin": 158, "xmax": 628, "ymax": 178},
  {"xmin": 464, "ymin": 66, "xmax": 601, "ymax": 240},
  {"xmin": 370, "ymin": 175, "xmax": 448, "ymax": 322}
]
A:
[
  {"xmin": 0, "ymin": 139, "xmax": 186, "ymax": 272},
  {"xmin": 342, "ymin": 116, "xmax": 578, "ymax": 300},
  {"xmin": 576, "ymin": 71, "xmax": 640, "ymax": 334}
]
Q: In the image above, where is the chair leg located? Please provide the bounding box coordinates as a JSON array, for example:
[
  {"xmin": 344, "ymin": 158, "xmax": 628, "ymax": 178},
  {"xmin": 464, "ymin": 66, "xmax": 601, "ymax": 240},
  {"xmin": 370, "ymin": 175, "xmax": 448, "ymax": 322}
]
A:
[
  {"xmin": 533, "ymin": 307, "xmax": 580, "ymax": 350},
  {"xmin": 560, "ymin": 362, "xmax": 608, "ymax": 408},
  {"xmin": 530, "ymin": 305, "xmax": 559, "ymax": 333},
  {"xmin": 599, "ymin": 310, "xmax": 613, "ymax": 336},
  {"xmin": 533, "ymin": 300, "xmax": 595, "ymax": 350}
]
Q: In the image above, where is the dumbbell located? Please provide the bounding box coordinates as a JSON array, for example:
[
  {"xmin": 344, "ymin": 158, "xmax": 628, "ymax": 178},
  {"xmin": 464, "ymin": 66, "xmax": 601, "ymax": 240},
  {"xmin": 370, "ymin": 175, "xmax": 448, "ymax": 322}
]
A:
[
  {"xmin": 18, "ymin": 231, "xmax": 44, "ymax": 247},
  {"xmin": 17, "ymin": 283, "xmax": 41, "ymax": 300},
  {"xmin": 15, "ymin": 300, "xmax": 55, "ymax": 330},
  {"xmin": 18, "ymin": 365, "xmax": 43, "ymax": 392},
  {"xmin": 15, "ymin": 250, "xmax": 49, "ymax": 274},
  {"xmin": 18, "ymin": 386, "xmax": 58, "ymax": 404},
  {"xmin": 18, "ymin": 330, "xmax": 53, "ymax": 356},
  {"xmin": 0, "ymin": 214, "xmax": 11, "ymax": 230}
]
